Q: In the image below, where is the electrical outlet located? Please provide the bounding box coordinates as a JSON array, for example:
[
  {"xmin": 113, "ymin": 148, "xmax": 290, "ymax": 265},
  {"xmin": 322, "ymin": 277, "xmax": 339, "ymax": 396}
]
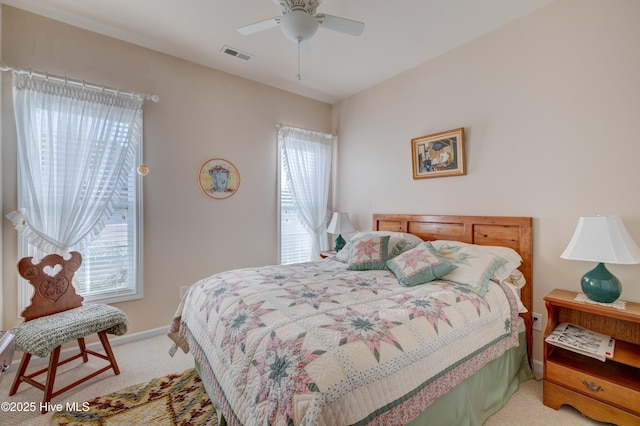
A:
[{"xmin": 532, "ymin": 312, "xmax": 543, "ymax": 331}]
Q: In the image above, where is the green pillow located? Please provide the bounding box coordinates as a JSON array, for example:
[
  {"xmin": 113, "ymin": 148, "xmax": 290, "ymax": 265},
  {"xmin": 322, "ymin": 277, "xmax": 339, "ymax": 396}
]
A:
[
  {"xmin": 347, "ymin": 235, "xmax": 390, "ymax": 271},
  {"xmin": 387, "ymin": 242, "xmax": 457, "ymax": 286}
]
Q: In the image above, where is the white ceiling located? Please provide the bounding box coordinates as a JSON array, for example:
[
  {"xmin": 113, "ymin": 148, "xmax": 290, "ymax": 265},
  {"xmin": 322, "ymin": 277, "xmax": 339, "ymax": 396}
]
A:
[{"xmin": 2, "ymin": 0, "xmax": 556, "ymax": 104}]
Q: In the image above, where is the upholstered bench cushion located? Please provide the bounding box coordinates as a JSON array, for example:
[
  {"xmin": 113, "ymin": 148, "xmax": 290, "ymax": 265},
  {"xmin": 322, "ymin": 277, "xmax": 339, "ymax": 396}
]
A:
[{"xmin": 9, "ymin": 304, "xmax": 128, "ymax": 358}]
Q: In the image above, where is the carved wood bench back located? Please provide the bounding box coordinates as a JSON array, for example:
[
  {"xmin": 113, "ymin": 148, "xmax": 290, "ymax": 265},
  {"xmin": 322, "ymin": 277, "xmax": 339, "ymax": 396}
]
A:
[{"xmin": 18, "ymin": 251, "xmax": 84, "ymax": 321}]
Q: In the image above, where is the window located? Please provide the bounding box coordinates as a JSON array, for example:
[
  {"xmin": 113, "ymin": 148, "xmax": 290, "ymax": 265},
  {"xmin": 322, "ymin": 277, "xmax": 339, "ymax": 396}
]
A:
[
  {"xmin": 69, "ymin": 157, "xmax": 142, "ymax": 300},
  {"xmin": 279, "ymin": 160, "xmax": 314, "ymax": 264},
  {"xmin": 9, "ymin": 73, "xmax": 145, "ymax": 314},
  {"xmin": 277, "ymin": 125, "xmax": 333, "ymax": 264},
  {"xmin": 19, "ymin": 143, "xmax": 142, "ymax": 311},
  {"xmin": 20, "ymin": 172, "xmax": 142, "ymax": 306}
]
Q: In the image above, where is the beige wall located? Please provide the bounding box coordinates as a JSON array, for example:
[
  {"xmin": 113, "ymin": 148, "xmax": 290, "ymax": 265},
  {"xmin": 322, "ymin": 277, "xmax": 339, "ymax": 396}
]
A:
[
  {"xmin": 1, "ymin": 6, "xmax": 332, "ymax": 331},
  {"xmin": 332, "ymin": 0, "xmax": 640, "ymax": 365}
]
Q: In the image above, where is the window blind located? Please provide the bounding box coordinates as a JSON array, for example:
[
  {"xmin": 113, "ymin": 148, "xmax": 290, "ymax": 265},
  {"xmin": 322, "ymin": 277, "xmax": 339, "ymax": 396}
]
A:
[{"xmin": 280, "ymin": 174, "xmax": 313, "ymax": 264}]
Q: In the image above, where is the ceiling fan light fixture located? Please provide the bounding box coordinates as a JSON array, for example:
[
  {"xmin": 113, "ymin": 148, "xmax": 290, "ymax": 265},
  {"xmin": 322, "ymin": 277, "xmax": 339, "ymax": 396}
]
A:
[{"xmin": 280, "ymin": 9, "xmax": 318, "ymax": 42}]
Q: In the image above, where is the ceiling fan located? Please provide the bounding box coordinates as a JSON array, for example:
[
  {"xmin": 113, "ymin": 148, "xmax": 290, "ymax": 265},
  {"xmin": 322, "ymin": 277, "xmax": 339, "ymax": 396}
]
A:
[{"xmin": 238, "ymin": 0, "xmax": 365, "ymax": 79}]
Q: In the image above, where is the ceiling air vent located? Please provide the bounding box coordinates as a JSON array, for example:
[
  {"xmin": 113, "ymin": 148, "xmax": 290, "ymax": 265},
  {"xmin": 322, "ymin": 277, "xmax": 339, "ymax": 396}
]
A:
[{"xmin": 221, "ymin": 46, "xmax": 253, "ymax": 62}]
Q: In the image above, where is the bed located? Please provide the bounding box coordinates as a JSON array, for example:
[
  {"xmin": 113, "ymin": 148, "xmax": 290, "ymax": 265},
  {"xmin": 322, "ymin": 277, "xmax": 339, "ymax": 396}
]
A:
[{"xmin": 169, "ymin": 214, "xmax": 533, "ymax": 425}]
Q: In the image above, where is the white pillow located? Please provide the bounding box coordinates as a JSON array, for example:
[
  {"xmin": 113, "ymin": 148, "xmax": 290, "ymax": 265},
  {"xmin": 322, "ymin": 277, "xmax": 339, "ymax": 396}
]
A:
[
  {"xmin": 505, "ymin": 282, "xmax": 528, "ymax": 313},
  {"xmin": 430, "ymin": 240, "xmax": 522, "ymax": 283},
  {"xmin": 500, "ymin": 269, "xmax": 526, "ymax": 289},
  {"xmin": 430, "ymin": 240, "xmax": 507, "ymax": 296},
  {"xmin": 485, "ymin": 246, "xmax": 523, "ymax": 282}
]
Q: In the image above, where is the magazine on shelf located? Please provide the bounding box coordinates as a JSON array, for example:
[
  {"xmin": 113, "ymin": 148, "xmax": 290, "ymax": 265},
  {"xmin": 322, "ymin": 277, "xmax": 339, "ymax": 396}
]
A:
[{"xmin": 545, "ymin": 322, "xmax": 615, "ymax": 362}]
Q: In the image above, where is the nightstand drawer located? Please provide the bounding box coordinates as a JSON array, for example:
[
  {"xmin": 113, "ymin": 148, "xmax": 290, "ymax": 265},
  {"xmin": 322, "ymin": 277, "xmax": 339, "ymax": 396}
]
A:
[{"xmin": 547, "ymin": 360, "xmax": 640, "ymax": 413}]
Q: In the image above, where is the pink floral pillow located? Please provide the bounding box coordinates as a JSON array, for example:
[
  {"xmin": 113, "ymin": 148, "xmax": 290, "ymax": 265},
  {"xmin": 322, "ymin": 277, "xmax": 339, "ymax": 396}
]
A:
[
  {"xmin": 347, "ymin": 235, "xmax": 390, "ymax": 270},
  {"xmin": 386, "ymin": 242, "xmax": 457, "ymax": 286}
]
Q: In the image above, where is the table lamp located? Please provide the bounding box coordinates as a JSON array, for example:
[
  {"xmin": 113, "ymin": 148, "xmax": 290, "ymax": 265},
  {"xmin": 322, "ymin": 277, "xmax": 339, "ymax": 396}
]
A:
[
  {"xmin": 327, "ymin": 212, "xmax": 355, "ymax": 252},
  {"xmin": 561, "ymin": 215, "xmax": 640, "ymax": 303}
]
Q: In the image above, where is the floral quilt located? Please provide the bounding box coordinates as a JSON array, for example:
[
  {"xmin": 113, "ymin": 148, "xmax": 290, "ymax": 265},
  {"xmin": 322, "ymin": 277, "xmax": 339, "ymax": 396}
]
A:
[{"xmin": 169, "ymin": 258, "xmax": 520, "ymax": 426}]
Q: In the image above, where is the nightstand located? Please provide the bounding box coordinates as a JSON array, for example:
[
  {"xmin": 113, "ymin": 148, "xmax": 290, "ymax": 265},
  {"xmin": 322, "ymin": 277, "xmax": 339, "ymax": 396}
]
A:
[
  {"xmin": 319, "ymin": 250, "xmax": 337, "ymax": 259},
  {"xmin": 543, "ymin": 289, "xmax": 640, "ymax": 424}
]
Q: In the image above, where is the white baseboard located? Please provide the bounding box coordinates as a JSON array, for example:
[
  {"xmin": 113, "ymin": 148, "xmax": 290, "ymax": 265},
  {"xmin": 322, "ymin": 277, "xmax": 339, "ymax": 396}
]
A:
[
  {"xmin": 532, "ymin": 358, "xmax": 543, "ymax": 380},
  {"xmin": 5, "ymin": 326, "xmax": 169, "ymax": 373}
]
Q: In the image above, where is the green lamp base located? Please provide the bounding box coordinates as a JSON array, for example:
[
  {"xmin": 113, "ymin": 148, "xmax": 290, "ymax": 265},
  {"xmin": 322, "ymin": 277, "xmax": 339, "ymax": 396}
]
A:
[
  {"xmin": 334, "ymin": 234, "xmax": 346, "ymax": 252},
  {"xmin": 581, "ymin": 262, "xmax": 621, "ymax": 303}
]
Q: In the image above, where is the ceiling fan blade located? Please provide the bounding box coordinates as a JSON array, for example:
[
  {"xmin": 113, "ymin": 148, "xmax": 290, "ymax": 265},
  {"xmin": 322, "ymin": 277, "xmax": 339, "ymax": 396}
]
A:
[
  {"xmin": 238, "ymin": 17, "xmax": 280, "ymax": 35},
  {"xmin": 316, "ymin": 14, "xmax": 365, "ymax": 36}
]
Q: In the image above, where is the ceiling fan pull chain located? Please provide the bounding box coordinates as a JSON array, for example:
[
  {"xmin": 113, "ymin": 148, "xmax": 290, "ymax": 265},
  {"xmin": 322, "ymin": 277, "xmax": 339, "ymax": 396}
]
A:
[{"xmin": 297, "ymin": 37, "xmax": 302, "ymax": 80}]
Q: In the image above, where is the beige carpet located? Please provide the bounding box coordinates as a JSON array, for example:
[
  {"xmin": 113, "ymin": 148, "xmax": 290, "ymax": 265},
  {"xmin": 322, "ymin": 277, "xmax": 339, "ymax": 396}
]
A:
[
  {"xmin": 0, "ymin": 334, "xmax": 193, "ymax": 426},
  {"xmin": 0, "ymin": 334, "xmax": 609, "ymax": 426}
]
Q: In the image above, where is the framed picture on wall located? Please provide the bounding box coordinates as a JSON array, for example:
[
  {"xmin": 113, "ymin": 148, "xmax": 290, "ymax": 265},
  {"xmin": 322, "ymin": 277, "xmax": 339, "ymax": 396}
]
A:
[
  {"xmin": 198, "ymin": 158, "xmax": 241, "ymax": 199},
  {"xmin": 411, "ymin": 128, "xmax": 465, "ymax": 179}
]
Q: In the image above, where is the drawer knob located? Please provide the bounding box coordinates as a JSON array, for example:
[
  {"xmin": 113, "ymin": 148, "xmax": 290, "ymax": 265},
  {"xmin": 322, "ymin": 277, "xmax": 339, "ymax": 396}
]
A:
[{"xmin": 583, "ymin": 380, "xmax": 603, "ymax": 393}]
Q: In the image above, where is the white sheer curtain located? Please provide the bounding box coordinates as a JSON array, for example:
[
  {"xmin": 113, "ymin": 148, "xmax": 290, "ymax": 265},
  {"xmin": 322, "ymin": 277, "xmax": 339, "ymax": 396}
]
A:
[
  {"xmin": 278, "ymin": 124, "xmax": 333, "ymax": 260},
  {"xmin": 6, "ymin": 71, "xmax": 143, "ymax": 255}
]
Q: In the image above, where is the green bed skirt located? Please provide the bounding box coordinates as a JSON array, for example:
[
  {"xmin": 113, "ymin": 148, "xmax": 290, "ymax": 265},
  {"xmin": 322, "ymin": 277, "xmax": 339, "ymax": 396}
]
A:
[
  {"xmin": 406, "ymin": 330, "xmax": 532, "ymax": 426},
  {"xmin": 195, "ymin": 330, "xmax": 532, "ymax": 426}
]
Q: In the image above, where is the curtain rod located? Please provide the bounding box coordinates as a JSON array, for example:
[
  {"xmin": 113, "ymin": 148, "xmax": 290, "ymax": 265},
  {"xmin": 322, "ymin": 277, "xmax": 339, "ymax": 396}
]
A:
[{"xmin": 0, "ymin": 63, "xmax": 159, "ymax": 102}]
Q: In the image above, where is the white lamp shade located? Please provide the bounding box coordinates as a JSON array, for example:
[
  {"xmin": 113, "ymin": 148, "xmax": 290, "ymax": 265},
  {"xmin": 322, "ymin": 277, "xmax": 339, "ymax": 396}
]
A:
[
  {"xmin": 327, "ymin": 212, "xmax": 355, "ymax": 235},
  {"xmin": 561, "ymin": 215, "xmax": 640, "ymax": 264}
]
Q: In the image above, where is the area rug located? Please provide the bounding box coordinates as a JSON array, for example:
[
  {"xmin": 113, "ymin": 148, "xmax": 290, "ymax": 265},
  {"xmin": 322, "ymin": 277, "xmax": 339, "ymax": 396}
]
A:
[{"xmin": 50, "ymin": 368, "xmax": 217, "ymax": 425}]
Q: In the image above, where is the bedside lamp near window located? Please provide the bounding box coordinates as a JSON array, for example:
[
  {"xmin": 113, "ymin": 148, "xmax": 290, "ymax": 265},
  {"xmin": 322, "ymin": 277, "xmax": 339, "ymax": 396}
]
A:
[
  {"xmin": 561, "ymin": 215, "xmax": 640, "ymax": 303},
  {"xmin": 327, "ymin": 212, "xmax": 355, "ymax": 252}
]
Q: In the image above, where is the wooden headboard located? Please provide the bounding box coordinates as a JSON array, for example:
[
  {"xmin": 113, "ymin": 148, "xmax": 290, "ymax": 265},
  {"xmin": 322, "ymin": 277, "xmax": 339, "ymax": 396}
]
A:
[{"xmin": 373, "ymin": 214, "xmax": 533, "ymax": 362}]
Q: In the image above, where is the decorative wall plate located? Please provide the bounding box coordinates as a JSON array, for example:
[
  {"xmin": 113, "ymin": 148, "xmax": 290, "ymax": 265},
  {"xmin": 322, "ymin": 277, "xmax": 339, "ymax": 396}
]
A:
[{"xmin": 198, "ymin": 158, "xmax": 240, "ymax": 199}]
